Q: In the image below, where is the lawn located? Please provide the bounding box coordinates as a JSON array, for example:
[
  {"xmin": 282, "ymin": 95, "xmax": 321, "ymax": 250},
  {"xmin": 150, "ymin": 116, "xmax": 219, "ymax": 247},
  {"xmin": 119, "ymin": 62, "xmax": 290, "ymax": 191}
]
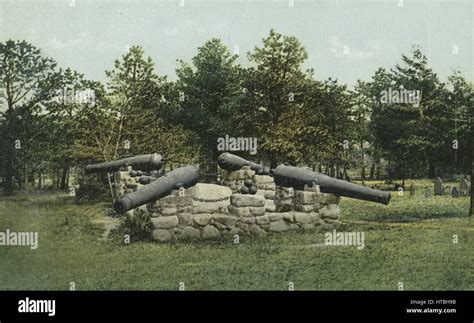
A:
[{"xmin": 0, "ymin": 183, "xmax": 472, "ymax": 291}]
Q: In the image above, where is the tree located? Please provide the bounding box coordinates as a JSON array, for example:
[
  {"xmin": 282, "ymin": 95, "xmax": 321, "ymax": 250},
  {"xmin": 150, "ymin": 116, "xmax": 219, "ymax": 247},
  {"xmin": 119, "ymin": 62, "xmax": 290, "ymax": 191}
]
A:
[
  {"xmin": 349, "ymin": 80, "xmax": 373, "ymax": 181},
  {"xmin": 71, "ymin": 46, "xmax": 197, "ymax": 200},
  {"xmin": 368, "ymin": 47, "xmax": 450, "ymax": 184},
  {"xmin": 0, "ymin": 40, "xmax": 60, "ymax": 194},
  {"xmin": 240, "ymin": 29, "xmax": 309, "ymax": 167},
  {"xmin": 175, "ymin": 38, "xmax": 244, "ymax": 181}
]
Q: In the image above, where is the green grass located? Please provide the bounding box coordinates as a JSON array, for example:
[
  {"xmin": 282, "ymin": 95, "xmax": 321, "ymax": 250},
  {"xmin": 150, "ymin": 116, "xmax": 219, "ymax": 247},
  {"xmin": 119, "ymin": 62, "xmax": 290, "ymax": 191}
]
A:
[{"xmin": 0, "ymin": 186, "xmax": 472, "ymax": 291}]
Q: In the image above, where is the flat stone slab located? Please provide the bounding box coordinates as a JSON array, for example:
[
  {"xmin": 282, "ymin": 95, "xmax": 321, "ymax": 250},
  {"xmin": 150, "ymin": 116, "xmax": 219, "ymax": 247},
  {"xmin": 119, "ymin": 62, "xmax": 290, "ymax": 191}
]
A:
[
  {"xmin": 231, "ymin": 194, "xmax": 265, "ymax": 207},
  {"xmin": 190, "ymin": 183, "xmax": 232, "ymax": 200}
]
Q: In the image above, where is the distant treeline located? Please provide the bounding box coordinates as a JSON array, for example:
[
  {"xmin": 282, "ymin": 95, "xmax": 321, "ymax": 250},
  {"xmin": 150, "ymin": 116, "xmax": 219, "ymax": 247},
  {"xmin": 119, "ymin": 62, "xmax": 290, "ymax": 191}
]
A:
[{"xmin": 0, "ymin": 29, "xmax": 472, "ymax": 194}]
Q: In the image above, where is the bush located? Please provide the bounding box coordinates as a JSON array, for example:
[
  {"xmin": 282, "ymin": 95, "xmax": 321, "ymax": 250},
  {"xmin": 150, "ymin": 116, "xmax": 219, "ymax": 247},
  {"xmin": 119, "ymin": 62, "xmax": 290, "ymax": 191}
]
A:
[{"xmin": 75, "ymin": 169, "xmax": 111, "ymax": 202}]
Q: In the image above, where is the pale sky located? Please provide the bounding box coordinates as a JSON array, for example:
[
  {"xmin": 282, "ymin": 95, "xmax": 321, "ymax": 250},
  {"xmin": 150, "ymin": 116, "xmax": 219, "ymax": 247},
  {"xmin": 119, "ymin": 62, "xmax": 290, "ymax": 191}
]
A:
[{"xmin": 0, "ymin": 0, "xmax": 472, "ymax": 87}]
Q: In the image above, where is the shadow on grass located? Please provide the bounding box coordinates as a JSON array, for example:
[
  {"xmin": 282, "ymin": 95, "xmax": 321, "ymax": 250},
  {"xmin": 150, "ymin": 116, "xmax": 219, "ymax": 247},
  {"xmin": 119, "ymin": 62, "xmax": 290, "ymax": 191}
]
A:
[{"xmin": 369, "ymin": 211, "xmax": 465, "ymax": 223}]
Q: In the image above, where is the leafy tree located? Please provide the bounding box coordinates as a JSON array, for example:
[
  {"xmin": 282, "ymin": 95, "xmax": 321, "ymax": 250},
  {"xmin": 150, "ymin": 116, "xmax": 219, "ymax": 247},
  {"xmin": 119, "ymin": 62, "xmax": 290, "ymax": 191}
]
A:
[
  {"xmin": 240, "ymin": 29, "xmax": 309, "ymax": 167},
  {"xmin": 0, "ymin": 40, "xmax": 60, "ymax": 194},
  {"xmin": 175, "ymin": 38, "xmax": 243, "ymax": 181}
]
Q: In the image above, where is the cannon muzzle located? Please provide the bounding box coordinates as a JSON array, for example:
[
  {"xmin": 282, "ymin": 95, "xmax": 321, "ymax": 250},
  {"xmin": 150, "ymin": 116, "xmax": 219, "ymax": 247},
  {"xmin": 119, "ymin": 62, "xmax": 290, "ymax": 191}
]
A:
[
  {"xmin": 273, "ymin": 165, "xmax": 391, "ymax": 205},
  {"xmin": 218, "ymin": 152, "xmax": 270, "ymax": 175},
  {"xmin": 86, "ymin": 153, "xmax": 164, "ymax": 173},
  {"xmin": 114, "ymin": 165, "xmax": 198, "ymax": 214}
]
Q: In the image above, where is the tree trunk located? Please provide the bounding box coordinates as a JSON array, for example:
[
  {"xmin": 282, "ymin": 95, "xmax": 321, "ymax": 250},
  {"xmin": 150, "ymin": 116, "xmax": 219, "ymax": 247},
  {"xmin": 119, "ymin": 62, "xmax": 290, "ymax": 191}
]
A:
[
  {"xmin": 369, "ymin": 162, "xmax": 375, "ymax": 180},
  {"xmin": 375, "ymin": 158, "xmax": 381, "ymax": 180},
  {"xmin": 60, "ymin": 166, "xmax": 68, "ymax": 190},
  {"xmin": 4, "ymin": 156, "xmax": 14, "ymax": 195},
  {"xmin": 23, "ymin": 165, "xmax": 28, "ymax": 191},
  {"xmin": 107, "ymin": 173, "xmax": 115, "ymax": 203},
  {"xmin": 38, "ymin": 173, "xmax": 43, "ymax": 190},
  {"xmin": 344, "ymin": 168, "xmax": 350, "ymax": 182},
  {"xmin": 401, "ymin": 166, "xmax": 406, "ymax": 190}
]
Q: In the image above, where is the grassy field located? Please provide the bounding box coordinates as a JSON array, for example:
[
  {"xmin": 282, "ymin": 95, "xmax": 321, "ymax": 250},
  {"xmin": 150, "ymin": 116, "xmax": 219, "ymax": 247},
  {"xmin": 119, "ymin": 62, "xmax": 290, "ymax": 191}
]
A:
[{"xmin": 0, "ymin": 182, "xmax": 472, "ymax": 291}]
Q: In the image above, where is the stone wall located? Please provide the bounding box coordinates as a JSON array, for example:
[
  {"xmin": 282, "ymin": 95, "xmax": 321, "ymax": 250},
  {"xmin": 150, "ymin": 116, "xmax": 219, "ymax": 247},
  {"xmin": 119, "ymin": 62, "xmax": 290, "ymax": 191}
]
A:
[{"xmin": 116, "ymin": 166, "xmax": 341, "ymax": 242}]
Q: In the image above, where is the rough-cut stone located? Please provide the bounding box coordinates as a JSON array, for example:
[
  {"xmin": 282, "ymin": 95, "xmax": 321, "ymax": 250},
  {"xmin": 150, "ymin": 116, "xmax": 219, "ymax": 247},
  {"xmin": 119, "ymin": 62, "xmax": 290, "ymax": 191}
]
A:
[
  {"xmin": 309, "ymin": 212, "xmax": 321, "ymax": 221},
  {"xmin": 119, "ymin": 171, "xmax": 129, "ymax": 180},
  {"xmin": 229, "ymin": 227, "xmax": 241, "ymax": 236},
  {"xmin": 319, "ymin": 204, "xmax": 340, "ymax": 219},
  {"xmin": 290, "ymin": 224, "xmax": 300, "ymax": 230},
  {"xmin": 213, "ymin": 222, "xmax": 227, "ymax": 230},
  {"xmin": 239, "ymin": 223, "xmax": 249, "ymax": 231},
  {"xmin": 249, "ymin": 206, "xmax": 265, "ymax": 216},
  {"xmin": 231, "ymin": 194, "xmax": 265, "ymax": 207},
  {"xmin": 151, "ymin": 216, "xmax": 179, "ymax": 229},
  {"xmin": 294, "ymin": 191, "xmax": 318, "ymax": 204},
  {"xmin": 178, "ymin": 227, "xmax": 200, "ymax": 240},
  {"xmin": 159, "ymin": 195, "xmax": 193, "ymax": 208},
  {"xmin": 249, "ymin": 224, "xmax": 267, "ymax": 236},
  {"xmin": 269, "ymin": 219, "xmax": 290, "ymax": 232},
  {"xmin": 178, "ymin": 206, "xmax": 193, "ymax": 214},
  {"xmin": 293, "ymin": 212, "xmax": 312, "ymax": 224},
  {"xmin": 161, "ymin": 207, "xmax": 177, "ymax": 216},
  {"xmin": 268, "ymin": 213, "xmax": 283, "ymax": 221},
  {"xmin": 225, "ymin": 170, "xmax": 247, "ymax": 180},
  {"xmin": 256, "ymin": 215, "xmax": 270, "ymax": 225},
  {"xmin": 178, "ymin": 213, "xmax": 193, "ymax": 226},
  {"xmin": 282, "ymin": 213, "xmax": 294, "ymax": 222},
  {"xmin": 152, "ymin": 229, "xmax": 173, "ymax": 242},
  {"xmin": 259, "ymin": 224, "xmax": 270, "ymax": 231},
  {"xmin": 264, "ymin": 200, "xmax": 277, "ymax": 212},
  {"xmin": 202, "ymin": 225, "xmax": 220, "ymax": 239},
  {"xmin": 264, "ymin": 190, "xmax": 276, "ymax": 200},
  {"xmin": 213, "ymin": 214, "xmax": 238, "ymax": 227},
  {"xmin": 228, "ymin": 205, "xmax": 252, "ymax": 217},
  {"xmin": 240, "ymin": 217, "xmax": 256, "ymax": 224},
  {"xmin": 302, "ymin": 223, "xmax": 315, "ymax": 230},
  {"xmin": 294, "ymin": 204, "xmax": 316, "ymax": 212},
  {"xmin": 253, "ymin": 175, "xmax": 274, "ymax": 184},
  {"xmin": 294, "ymin": 191, "xmax": 339, "ymax": 205},
  {"xmin": 192, "ymin": 203, "xmax": 223, "ymax": 214},
  {"xmin": 193, "ymin": 214, "xmax": 213, "ymax": 226},
  {"xmin": 244, "ymin": 168, "xmax": 256, "ymax": 178}
]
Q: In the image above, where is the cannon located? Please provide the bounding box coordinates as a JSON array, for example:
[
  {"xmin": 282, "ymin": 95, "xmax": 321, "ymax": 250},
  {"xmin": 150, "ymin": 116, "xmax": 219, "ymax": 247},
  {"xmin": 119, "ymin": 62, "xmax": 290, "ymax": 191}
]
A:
[
  {"xmin": 85, "ymin": 153, "xmax": 164, "ymax": 173},
  {"xmin": 113, "ymin": 165, "xmax": 199, "ymax": 214},
  {"xmin": 218, "ymin": 152, "xmax": 270, "ymax": 175},
  {"xmin": 272, "ymin": 165, "xmax": 391, "ymax": 205}
]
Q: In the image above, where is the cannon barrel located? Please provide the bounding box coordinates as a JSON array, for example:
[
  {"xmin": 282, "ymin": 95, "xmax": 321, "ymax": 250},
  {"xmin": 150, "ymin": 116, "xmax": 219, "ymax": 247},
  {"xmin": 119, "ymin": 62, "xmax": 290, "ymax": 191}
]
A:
[
  {"xmin": 114, "ymin": 165, "xmax": 198, "ymax": 214},
  {"xmin": 273, "ymin": 165, "xmax": 391, "ymax": 205},
  {"xmin": 218, "ymin": 152, "xmax": 270, "ymax": 175},
  {"xmin": 85, "ymin": 153, "xmax": 164, "ymax": 173}
]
